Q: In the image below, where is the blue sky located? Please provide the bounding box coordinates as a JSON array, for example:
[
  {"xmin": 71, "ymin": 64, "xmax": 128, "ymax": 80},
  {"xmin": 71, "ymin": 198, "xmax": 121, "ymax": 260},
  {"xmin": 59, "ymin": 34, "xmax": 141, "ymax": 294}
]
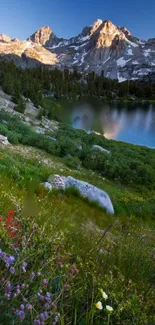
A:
[{"xmin": 0, "ymin": 0, "xmax": 155, "ymax": 40}]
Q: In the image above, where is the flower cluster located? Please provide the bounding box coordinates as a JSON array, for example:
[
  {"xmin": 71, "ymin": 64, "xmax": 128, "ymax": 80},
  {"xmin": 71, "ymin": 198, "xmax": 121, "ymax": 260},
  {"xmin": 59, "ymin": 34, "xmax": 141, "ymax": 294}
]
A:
[
  {"xmin": 0, "ymin": 248, "xmax": 15, "ymax": 274},
  {"xmin": 95, "ymin": 289, "xmax": 114, "ymax": 322},
  {"xmin": 0, "ymin": 243, "xmax": 61, "ymax": 324},
  {"xmin": 0, "ymin": 209, "xmax": 21, "ymax": 242}
]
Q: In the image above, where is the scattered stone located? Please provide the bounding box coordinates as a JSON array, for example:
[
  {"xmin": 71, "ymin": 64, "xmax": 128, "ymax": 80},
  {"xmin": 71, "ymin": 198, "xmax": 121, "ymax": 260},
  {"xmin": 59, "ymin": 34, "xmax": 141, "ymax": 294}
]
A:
[
  {"xmin": 0, "ymin": 135, "xmax": 9, "ymax": 145},
  {"xmin": 46, "ymin": 175, "xmax": 114, "ymax": 214},
  {"xmin": 47, "ymin": 136, "xmax": 56, "ymax": 141},
  {"xmin": 36, "ymin": 128, "xmax": 45, "ymax": 135},
  {"xmin": 91, "ymin": 145, "xmax": 111, "ymax": 155},
  {"xmin": 77, "ymin": 144, "xmax": 82, "ymax": 150}
]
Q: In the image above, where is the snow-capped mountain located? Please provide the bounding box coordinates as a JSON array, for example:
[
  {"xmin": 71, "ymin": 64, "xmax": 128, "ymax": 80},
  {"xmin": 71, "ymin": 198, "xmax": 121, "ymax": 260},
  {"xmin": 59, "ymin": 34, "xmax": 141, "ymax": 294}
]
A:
[{"xmin": 1, "ymin": 19, "xmax": 155, "ymax": 81}]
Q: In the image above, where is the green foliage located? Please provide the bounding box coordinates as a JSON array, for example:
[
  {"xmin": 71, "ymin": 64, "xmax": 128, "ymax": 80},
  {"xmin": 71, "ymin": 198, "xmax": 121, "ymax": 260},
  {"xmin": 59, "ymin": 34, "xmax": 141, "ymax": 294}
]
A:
[
  {"xmin": 64, "ymin": 156, "xmax": 81, "ymax": 169},
  {"xmin": 14, "ymin": 96, "xmax": 26, "ymax": 114},
  {"xmin": 0, "ymin": 61, "xmax": 155, "ymax": 114},
  {"xmin": 0, "ymin": 111, "xmax": 155, "ymax": 190},
  {"xmin": 7, "ymin": 131, "xmax": 21, "ymax": 144}
]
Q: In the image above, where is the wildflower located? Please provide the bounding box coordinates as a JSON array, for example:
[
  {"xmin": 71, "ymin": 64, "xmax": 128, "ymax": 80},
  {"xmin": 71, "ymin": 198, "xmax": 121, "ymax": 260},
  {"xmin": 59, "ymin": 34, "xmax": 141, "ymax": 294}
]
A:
[
  {"xmin": 15, "ymin": 310, "xmax": 25, "ymax": 321},
  {"xmin": 10, "ymin": 267, "xmax": 15, "ymax": 274},
  {"xmin": 106, "ymin": 305, "xmax": 113, "ymax": 312},
  {"xmin": 55, "ymin": 313, "xmax": 60, "ymax": 322},
  {"xmin": 4, "ymin": 293, "xmax": 11, "ymax": 300},
  {"xmin": 22, "ymin": 262, "xmax": 27, "ymax": 273},
  {"xmin": 95, "ymin": 301, "xmax": 103, "ymax": 310},
  {"xmin": 21, "ymin": 284, "xmax": 26, "ymax": 289},
  {"xmin": 99, "ymin": 289, "xmax": 108, "ymax": 300},
  {"xmin": 40, "ymin": 313, "xmax": 45, "ymax": 321},
  {"xmin": 42, "ymin": 279, "xmax": 48, "ymax": 287},
  {"xmin": 34, "ymin": 319, "xmax": 41, "ymax": 325},
  {"xmin": 6, "ymin": 282, "xmax": 12, "ymax": 293},
  {"xmin": 44, "ymin": 303, "xmax": 50, "ymax": 310},
  {"xmin": 30, "ymin": 272, "xmax": 35, "ymax": 281},
  {"xmin": 26, "ymin": 304, "xmax": 33, "ymax": 310},
  {"xmin": 40, "ymin": 295, "xmax": 45, "ymax": 301},
  {"xmin": 20, "ymin": 304, "xmax": 25, "ymax": 310},
  {"xmin": 8, "ymin": 255, "xmax": 15, "ymax": 264},
  {"xmin": 16, "ymin": 288, "xmax": 21, "ymax": 295},
  {"xmin": 43, "ymin": 311, "xmax": 49, "ymax": 319}
]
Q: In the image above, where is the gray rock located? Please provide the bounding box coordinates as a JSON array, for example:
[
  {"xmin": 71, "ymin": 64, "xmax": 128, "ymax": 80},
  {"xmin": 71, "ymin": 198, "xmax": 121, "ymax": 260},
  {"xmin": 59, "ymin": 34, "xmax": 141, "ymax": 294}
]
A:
[
  {"xmin": 0, "ymin": 134, "xmax": 9, "ymax": 145},
  {"xmin": 36, "ymin": 128, "xmax": 45, "ymax": 135},
  {"xmin": 46, "ymin": 174, "xmax": 114, "ymax": 214},
  {"xmin": 47, "ymin": 136, "xmax": 56, "ymax": 141},
  {"xmin": 92, "ymin": 145, "xmax": 111, "ymax": 155}
]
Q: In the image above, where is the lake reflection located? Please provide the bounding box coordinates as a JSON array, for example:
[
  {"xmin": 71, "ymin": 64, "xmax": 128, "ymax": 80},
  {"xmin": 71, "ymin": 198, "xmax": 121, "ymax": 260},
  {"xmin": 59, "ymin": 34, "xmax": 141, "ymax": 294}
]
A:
[{"xmin": 69, "ymin": 101, "xmax": 155, "ymax": 148}]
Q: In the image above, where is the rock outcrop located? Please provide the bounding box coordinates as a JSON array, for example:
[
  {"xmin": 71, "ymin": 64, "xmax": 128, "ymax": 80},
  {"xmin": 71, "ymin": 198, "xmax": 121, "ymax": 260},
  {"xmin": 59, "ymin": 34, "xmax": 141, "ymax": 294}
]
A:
[
  {"xmin": 28, "ymin": 26, "xmax": 53, "ymax": 45},
  {"xmin": 45, "ymin": 175, "xmax": 114, "ymax": 214}
]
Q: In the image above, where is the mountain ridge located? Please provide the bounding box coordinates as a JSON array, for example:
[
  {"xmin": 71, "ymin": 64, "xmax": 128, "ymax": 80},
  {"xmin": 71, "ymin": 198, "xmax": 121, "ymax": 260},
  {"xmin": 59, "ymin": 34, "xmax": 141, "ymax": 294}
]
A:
[{"xmin": 1, "ymin": 18, "xmax": 155, "ymax": 81}]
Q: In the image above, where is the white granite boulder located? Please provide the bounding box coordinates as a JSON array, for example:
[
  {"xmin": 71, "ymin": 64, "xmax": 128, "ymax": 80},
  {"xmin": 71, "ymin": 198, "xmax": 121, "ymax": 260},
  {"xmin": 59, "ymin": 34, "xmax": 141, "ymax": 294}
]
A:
[{"xmin": 45, "ymin": 175, "xmax": 114, "ymax": 214}]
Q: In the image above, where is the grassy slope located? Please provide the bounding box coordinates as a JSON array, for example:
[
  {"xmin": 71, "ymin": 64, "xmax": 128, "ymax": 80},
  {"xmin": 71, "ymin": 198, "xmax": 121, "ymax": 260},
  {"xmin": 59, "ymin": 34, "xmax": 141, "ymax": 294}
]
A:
[{"xmin": 0, "ymin": 142, "xmax": 155, "ymax": 325}]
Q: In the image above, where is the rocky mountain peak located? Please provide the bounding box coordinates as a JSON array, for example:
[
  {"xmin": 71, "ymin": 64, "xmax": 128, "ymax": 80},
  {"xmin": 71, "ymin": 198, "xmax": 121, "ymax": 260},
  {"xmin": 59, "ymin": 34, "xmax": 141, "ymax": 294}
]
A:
[
  {"xmin": 90, "ymin": 19, "xmax": 103, "ymax": 35},
  {"xmin": 99, "ymin": 20, "xmax": 119, "ymax": 34},
  {"xmin": 120, "ymin": 27, "xmax": 131, "ymax": 36},
  {"xmin": 0, "ymin": 34, "xmax": 11, "ymax": 43},
  {"xmin": 28, "ymin": 26, "xmax": 53, "ymax": 45}
]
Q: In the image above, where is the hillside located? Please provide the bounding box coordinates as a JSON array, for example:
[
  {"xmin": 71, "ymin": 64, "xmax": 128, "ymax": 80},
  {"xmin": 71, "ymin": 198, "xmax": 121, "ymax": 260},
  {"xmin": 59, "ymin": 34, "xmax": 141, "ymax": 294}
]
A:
[{"xmin": 0, "ymin": 91, "xmax": 155, "ymax": 324}]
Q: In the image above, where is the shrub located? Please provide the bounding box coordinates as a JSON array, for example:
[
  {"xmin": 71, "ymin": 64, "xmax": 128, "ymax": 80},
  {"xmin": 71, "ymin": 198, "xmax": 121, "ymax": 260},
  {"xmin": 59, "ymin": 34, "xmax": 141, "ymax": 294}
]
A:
[
  {"xmin": 64, "ymin": 156, "xmax": 81, "ymax": 169},
  {"xmin": 7, "ymin": 131, "xmax": 21, "ymax": 144},
  {"xmin": 14, "ymin": 97, "xmax": 26, "ymax": 114}
]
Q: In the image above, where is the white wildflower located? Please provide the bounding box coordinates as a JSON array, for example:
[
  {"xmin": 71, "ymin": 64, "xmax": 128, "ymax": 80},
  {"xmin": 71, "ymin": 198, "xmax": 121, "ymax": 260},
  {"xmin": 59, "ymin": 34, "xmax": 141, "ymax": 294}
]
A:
[
  {"xmin": 106, "ymin": 305, "xmax": 113, "ymax": 312},
  {"xmin": 95, "ymin": 301, "xmax": 103, "ymax": 310}
]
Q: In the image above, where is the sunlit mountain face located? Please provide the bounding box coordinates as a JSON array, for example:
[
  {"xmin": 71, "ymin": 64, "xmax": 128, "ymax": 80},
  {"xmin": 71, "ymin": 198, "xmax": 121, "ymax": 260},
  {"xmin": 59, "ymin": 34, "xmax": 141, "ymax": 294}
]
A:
[{"xmin": 1, "ymin": 19, "xmax": 155, "ymax": 80}]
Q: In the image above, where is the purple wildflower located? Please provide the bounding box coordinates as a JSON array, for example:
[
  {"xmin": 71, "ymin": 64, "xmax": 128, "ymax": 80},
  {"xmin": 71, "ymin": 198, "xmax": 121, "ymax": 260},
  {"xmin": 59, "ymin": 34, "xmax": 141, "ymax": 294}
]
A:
[
  {"xmin": 26, "ymin": 304, "xmax": 33, "ymax": 310},
  {"xmin": 40, "ymin": 295, "xmax": 45, "ymax": 301},
  {"xmin": 8, "ymin": 255, "xmax": 15, "ymax": 264},
  {"xmin": 4, "ymin": 293, "xmax": 10, "ymax": 300},
  {"xmin": 15, "ymin": 310, "xmax": 25, "ymax": 321},
  {"xmin": 43, "ymin": 311, "xmax": 49, "ymax": 319},
  {"xmin": 20, "ymin": 304, "xmax": 25, "ymax": 310},
  {"xmin": 6, "ymin": 282, "xmax": 12, "ymax": 293},
  {"xmin": 34, "ymin": 319, "xmax": 41, "ymax": 325},
  {"xmin": 40, "ymin": 313, "xmax": 45, "ymax": 321},
  {"xmin": 10, "ymin": 267, "xmax": 15, "ymax": 274},
  {"xmin": 44, "ymin": 303, "xmax": 50, "ymax": 310},
  {"xmin": 30, "ymin": 272, "xmax": 35, "ymax": 281},
  {"xmin": 21, "ymin": 283, "xmax": 26, "ymax": 289}
]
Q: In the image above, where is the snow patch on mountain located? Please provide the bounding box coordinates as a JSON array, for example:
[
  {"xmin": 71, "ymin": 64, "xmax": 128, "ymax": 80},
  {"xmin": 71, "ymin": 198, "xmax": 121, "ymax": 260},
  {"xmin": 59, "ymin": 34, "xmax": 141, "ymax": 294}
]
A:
[{"xmin": 117, "ymin": 57, "xmax": 131, "ymax": 67}]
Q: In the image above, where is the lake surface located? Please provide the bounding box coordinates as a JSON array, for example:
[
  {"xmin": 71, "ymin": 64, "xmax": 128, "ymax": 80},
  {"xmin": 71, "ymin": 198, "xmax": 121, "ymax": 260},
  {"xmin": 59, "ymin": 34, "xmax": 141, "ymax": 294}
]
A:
[{"xmin": 58, "ymin": 98, "xmax": 155, "ymax": 148}]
